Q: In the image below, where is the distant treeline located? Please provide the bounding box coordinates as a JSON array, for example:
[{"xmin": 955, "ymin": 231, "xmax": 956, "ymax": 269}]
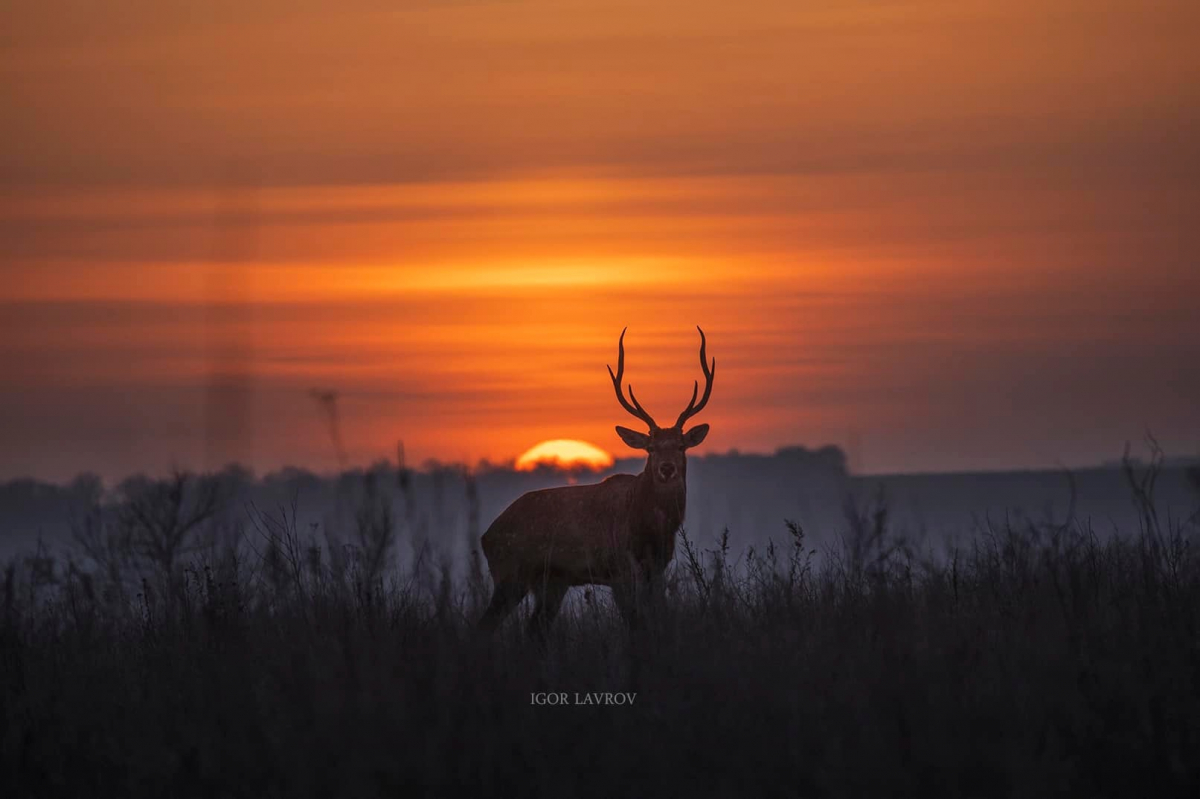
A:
[{"xmin": 1, "ymin": 444, "xmax": 1197, "ymax": 572}]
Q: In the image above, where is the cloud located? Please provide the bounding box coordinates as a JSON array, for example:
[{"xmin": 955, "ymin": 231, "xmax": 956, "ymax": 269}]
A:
[{"xmin": 2, "ymin": 0, "xmax": 1197, "ymax": 478}]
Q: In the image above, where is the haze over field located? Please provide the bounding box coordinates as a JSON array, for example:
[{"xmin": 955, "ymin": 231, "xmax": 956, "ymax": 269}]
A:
[{"xmin": 2, "ymin": 0, "xmax": 1198, "ymax": 482}]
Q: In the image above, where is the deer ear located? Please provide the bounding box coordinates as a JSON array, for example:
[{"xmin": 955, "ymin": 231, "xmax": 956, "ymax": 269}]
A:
[
  {"xmin": 615, "ymin": 426, "xmax": 651, "ymax": 450},
  {"xmin": 682, "ymin": 423, "xmax": 709, "ymax": 449}
]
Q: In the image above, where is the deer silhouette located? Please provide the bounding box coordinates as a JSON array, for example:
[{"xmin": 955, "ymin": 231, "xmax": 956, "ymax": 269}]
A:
[{"xmin": 478, "ymin": 326, "xmax": 715, "ymax": 639}]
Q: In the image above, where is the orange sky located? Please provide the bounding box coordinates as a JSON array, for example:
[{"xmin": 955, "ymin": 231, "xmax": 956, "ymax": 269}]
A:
[{"xmin": 2, "ymin": 0, "xmax": 1197, "ymax": 481}]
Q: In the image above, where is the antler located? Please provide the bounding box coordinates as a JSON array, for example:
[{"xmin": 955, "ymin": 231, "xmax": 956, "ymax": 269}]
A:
[
  {"xmin": 607, "ymin": 327, "xmax": 658, "ymax": 429},
  {"xmin": 675, "ymin": 326, "xmax": 715, "ymax": 428}
]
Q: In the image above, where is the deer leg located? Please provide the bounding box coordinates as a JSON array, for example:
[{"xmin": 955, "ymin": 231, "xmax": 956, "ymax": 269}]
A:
[
  {"xmin": 476, "ymin": 581, "xmax": 526, "ymax": 632},
  {"xmin": 644, "ymin": 568, "xmax": 667, "ymax": 617},
  {"xmin": 611, "ymin": 579, "xmax": 641, "ymax": 630},
  {"xmin": 614, "ymin": 562, "xmax": 664, "ymax": 631},
  {"xmin": 527, "ymin": 580, "xmax": 568, "ymax": 643}
]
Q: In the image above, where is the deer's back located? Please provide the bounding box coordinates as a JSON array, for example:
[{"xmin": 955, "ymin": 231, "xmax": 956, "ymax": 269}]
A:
[{"xmin": 480, "ymin": 474, "xmax": 639, "ymax": 586}]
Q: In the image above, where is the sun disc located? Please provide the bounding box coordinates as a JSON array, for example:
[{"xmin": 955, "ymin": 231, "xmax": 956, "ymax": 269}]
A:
[{"xmin": 515, "ymin": 439, "xmax": 614, "ymax": 472}]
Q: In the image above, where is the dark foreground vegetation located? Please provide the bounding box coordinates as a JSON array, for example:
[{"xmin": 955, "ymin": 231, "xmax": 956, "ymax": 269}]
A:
[{"xmin": 3, "ymin": 453, "xmax": 1199, "ymax": 798}]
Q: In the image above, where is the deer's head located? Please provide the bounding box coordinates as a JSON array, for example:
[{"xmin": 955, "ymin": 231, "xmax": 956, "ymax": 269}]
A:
[{"xmin": 608, "ymin": 327, "xmax": 715, "ymax": 488}]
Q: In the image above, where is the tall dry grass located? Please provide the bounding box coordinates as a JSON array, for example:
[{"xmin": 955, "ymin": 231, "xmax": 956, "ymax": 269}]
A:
[{"xmin": 2, "ymin": 448, "xmax": 1198, "ymax": 797}]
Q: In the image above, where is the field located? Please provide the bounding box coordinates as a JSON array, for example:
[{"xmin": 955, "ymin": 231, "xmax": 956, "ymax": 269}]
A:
[{"xmin": 3, "ymin": 457, "xmax": 1199, "ymax": 798}]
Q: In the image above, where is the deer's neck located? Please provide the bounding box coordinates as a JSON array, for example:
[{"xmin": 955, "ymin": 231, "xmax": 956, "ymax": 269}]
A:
[
  {"xmin": 627, "ymin": 467, "xmax": 685, "ymax": 571},
  {"xmin": 634, "ymin": 466, "xmax": 686, "ymax": 532}
]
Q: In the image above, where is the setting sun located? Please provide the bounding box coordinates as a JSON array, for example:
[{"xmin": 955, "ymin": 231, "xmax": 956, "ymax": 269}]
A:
[{"xmin": 515, "ymin": 440, "xmax": 615, "ymax": 472}]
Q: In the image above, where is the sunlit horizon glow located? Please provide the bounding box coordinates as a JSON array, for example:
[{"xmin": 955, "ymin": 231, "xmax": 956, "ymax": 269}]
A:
[
  {"xmin": 515, "ymin": 440, "xmax": 615, "ymax": 473},
  {"xmin": 1, "ymin": 0, "xmax": 1197, "ymax": 483}
]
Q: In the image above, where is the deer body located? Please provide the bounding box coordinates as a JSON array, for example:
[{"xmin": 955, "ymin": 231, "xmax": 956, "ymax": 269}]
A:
[
  {"xmin": 477, "ymin": 328, "xmax": 715, "ymax": 639},
  {"xmin": 481, "ymin": 469, "xmax": 683, "ymax": 588}
]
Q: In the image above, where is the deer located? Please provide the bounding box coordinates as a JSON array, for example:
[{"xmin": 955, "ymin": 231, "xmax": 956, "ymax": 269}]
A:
[{"xmin": 477, "ymin": 326, "xmax": 715, "ymax": 639}]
